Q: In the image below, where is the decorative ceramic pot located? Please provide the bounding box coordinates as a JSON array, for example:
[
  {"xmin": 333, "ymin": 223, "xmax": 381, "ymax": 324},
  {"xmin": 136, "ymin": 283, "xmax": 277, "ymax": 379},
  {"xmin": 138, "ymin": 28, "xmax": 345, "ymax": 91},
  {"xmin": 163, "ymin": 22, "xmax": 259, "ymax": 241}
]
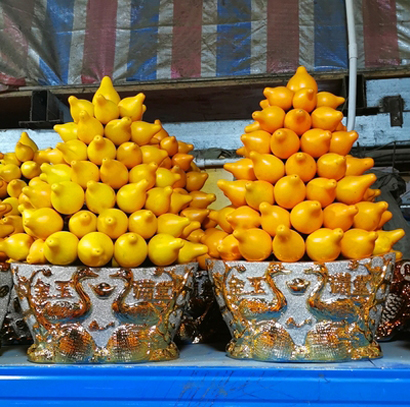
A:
[
  {"xmin": 0, "ymin": 263, "xmax": 13, "ymax": 347},
  {"xmin": 207, "ymin": 254, "xmax": 395, "ymax": 362},
  {"xmin": 11, "ymin": 262, "xmax": 195, "ymax": 363}
]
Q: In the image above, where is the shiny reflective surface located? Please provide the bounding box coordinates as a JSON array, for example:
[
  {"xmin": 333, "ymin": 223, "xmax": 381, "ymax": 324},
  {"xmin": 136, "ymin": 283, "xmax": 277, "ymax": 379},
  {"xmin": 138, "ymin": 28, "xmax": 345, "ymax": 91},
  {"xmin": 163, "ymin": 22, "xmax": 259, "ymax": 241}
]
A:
[
  {"xmin": 208, "ymin": 254, "xmax": 394, "ymax": 362},
  {"xmin": 11, "ymin": 263, "xmax": 195, "ymax": 363}
]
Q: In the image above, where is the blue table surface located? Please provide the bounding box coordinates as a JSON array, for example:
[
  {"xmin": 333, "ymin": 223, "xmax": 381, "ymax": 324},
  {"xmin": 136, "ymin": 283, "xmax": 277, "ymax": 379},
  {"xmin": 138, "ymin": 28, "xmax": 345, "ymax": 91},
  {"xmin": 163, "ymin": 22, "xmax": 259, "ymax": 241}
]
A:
[{"xmin": 0, "ymin": 340, "xmax": 409, "ymax": 406}]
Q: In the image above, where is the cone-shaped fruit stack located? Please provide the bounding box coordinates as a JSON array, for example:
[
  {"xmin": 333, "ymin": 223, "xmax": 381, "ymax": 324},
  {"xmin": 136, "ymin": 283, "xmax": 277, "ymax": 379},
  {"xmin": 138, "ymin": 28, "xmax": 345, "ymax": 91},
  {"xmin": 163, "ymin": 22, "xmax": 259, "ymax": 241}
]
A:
[
  {"xmin": 210, "ymin": 66, "xmax": 404, "ymax": 263},
  {"xmin": 0, "ymin": 77, "xmax": 209, "ymax": 267}
]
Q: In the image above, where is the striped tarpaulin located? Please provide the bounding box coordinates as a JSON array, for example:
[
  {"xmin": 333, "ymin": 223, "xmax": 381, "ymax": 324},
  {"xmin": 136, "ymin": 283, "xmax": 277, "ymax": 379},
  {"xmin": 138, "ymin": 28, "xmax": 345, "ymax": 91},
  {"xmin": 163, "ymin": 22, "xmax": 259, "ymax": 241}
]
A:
[{"xmin": 0, "ymin": 0, "xmax": 409, "ymax": 89}]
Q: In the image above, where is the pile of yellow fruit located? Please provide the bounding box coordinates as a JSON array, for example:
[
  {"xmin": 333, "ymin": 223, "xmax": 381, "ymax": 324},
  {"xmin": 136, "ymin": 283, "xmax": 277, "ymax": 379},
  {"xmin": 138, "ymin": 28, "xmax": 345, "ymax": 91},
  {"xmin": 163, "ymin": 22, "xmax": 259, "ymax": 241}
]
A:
[
  {"xmin": 0, "ymin": 77, "xmax": 211, "ymax": 268},
  {"xmin": 206, "ymin": 66, "xmax": 405, "ymax": 263}
]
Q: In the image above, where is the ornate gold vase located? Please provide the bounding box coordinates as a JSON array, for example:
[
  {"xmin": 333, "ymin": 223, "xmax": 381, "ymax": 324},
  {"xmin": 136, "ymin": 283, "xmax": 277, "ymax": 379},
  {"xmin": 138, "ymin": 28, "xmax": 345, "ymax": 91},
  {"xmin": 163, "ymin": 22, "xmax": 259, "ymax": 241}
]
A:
[
  {"xmin": 207, "ymin": 254, "xmax": 394, "ymax": 362},
  {"xmin": 11, "ymin": 262, "xmax": 195, "ymax": 363}
]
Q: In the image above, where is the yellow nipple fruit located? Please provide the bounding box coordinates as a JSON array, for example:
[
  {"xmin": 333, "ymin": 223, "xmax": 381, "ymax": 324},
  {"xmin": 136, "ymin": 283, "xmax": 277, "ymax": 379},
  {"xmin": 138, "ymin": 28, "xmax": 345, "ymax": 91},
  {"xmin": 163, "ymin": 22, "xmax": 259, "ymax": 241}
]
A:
[
  {"xmin": 87, "ymin": 136, "xmax": 116, "ymax": 165},
  {"xmin": 21, "ymin": 161, "xmax": 41, "ymax": 179},
  {"xmin": 260, "ymin": 99, "xmax": 270, "ymax": 109},
  {"xmin": 217, "ymin": 179, "xmax": 248, "ymax": 207},
  {"xmin": 263, "ymin": 86, "xmax": 294, "ymax": 111},
  {"xmin": 236, "ymin": 146, "xmax": 249, "ymax": 157},
  {"xmin": 306, "ymin": 228, "xmax": 344, "ymax": 262},
  {"xmin": 233, "ymin": 228, "xmax": 272, "ymax": 262},
  {"xmin": 270, "ymin": 128, "xmax": 300, "ymax": 159},
  {"xmin": 0, "ymin": 233, "xmax": 34, "ymax": 261},
  {"xmin": 148, "ymin": 233, "xmax": 185, "ymax": 266},
  {"xmin": 378, "ymin": 210, "xmax": 393, "ymax": 229},
  {"xmin": 353, "ymin": 201, "xmax": 389, "ymax": 231},
  {"xmin": 290, "ymin": 200, "xmax": 323, "ymax": 234},
  {"xmin": 51, "ymin": 181, "xmax": 84, "ymax": 215},
  {"xmin": 23, "ymin": 207, "xmax": 64, "ymax": 239},
  {"xmin": 226, "ymin": 206, "xmax": 261, "ymax": 230},
  {"xmin": 33, "ymin": 149, "xmax": 51, "ymax": 165},
  {"xmin": 259, "ymin": 202, "xmax": 290, "ymax": 237},
  {"xmin": 114, "ymin": 233, "xmax": 148, "ymax": 268},
  {"xmin": 292, "ymin": 88, "xmax": 316, "ymax": 112},
  {"xmin": 208, "ymin": 207, "xmax": 235, "ymax": 234},
  {"xmin": 68, "ymin": 210, "xmax": 97, "ymax": 238},
  {"xmin": 15, "ymin": 142, "xmax": 34, "ymax": 162},
  {"xmin": 306, "ymin": 178, "xmax": 337, "ymax": 208},
  {"xmin": 26, "ymin": 239, "xmax": 46, "ymax": 264},
  {"xmin": 116, "ymin": 142, "xmax": 142, "ymax": 169},
  {"xmin": 336, "ymin": 174, "xmax": 377, "ymax": 205},
  {"xmin": 217, "ymin": 234, "xmax": 242, "ymax": 261},
  {"xmin": 157, "ymin": 213, "xmax": 190, "ymax": 237},
  {"xmin": 171, "ymin": 153, "xmax": 193, "ymax": 172},
  {"xmin": 160, "ymin": 136, "xmax": 179, "ymax": 157},
  {"xmin": 46, "ymin": 148, "xmax": 65, "ymax": 165},
  {"xmin": 241, "ymin": 130, "xmax": 271, "ymax": 154},
  {"xmin": 285, "ymin": 152, "xmax": 317, "ymax": 183},
  {"xmin": 300, "ymin": 129, "xmax": 332, "ymax": 158},
  {"xmin": 177, "ymin": 140, "xmax": 194, "ymax": 154},
  {"xmin": 100, "ymin": 158, "xmax": 129, "ymax": 190},
  {"xmin": 116, "ymin": 179, "xmax": 150, "ymax": 214},
  {"xmin": 198, "ymin": 228, "xmax": 227, "ymax": 258},
  {"xmin": 363, "ymin": 188, "xmax": 381, "ymax": 202},
  {"xmin": 284, "ymin": 109, "xmax": 312, "ymax": 136},
  {"xmin": 274, "ymin": 174, "xmax": 306, "ymax": 209},
  {"xmin": 224, "ymin": 158, "xmax": 256, "ymax": 181},
  {"xmin": 44, "ymin": 231, "xmax": 79, "ymax": 265},
  {"xmin": 68, "ymin": 96, "xmax": 94, "ymax": 123},
  {"xmin": 129, "ymin": 162, "xmax": 158, "ymax": 188},
  {"xmin": 180, "ymin": 208, "xmax": 210, "ymax": 225},
  {"xmin": 169, "ymin": 190, "xmax": 193, "ymax": 214},
  {"xmin": 373, "ymin": 229, "xmax": 405, "ymax": 256},
  {"xmin": 340, "ymin": 229, "xmax": 378, "ymax": 260},
  {"xmin": 323, "ymin": 203, "xmax": 358, "ymax": 231},
  {"xmin": 252, "ymin": 106, "xmax": 286, "ymax": 133},
  {"xmin": 21, "ymin": 183, "xmax": 52, "ymax": 209},
  {"xmin": 53, "ymin": 122, "xmax": 78, "ymax": 142},
  {"xmin": 189, "ymin": 191, "xmax": 216, "ymax": 209},
  {"xmin": 96, "ymin": 208, "xmax": 128, "ymax": 239},
  {"xmin": 144, "ymin": 186, "xmax": 173, "ymax": 216},
  {"xmin": 118, "ymin": 93, "xmax": 146, "ymax": 121},
  {"xmin": 316, "ymin": 92, "xmax": 345, "ymax": 109},
  {"xmin": 78, "ymin": 231, "xmax": 114, "ymax": 267},
  {"xmin": 131, "ymin": 121, "xmax": 161, "ymax": 146},
  {"xmin": 0, "ymin": 164, "xmax": 21, "ymax": 183},
  {"xmin": 56, "ymin": 139, "xmax": 88, "ymax": 164},
  {"xmin": 287, "ymin": 66, "xmax": 318, "ymax": 93},
  {"xmin": 71, "ymin": 160, "xmax": 100, "ymax": 189},
  {"xmin": 7, "ymin": 179, "xmax": 27, "ymax": 198},
  {"xmin": 311, "ymin": 107, "xmax": 343, "ymax": 131},
  {"xmin": 128, "ymin": 210, "xmax": 157, "ymax": 239},
  {"xmin": 329, "ymin": 131, "xmax": 358, "ymax": 156},
  {"xmin": 345, "ymin": 155, "xmax": 374, "ymax": 176},
  {"xmin": 186, "ymin": 228, "xmax": 205, "ymax": 243},
  {"xmin": 272, "ymin": 225, "xmax": 305, "ymax": 262},
  {"xmin": 77, "ymin": 110, "xmax": 104, "ymax": 144},
  {"xmin": 141, "ymin": 145, "xmax": 168, "ymax": 166},
  {"xmin": 181, "ymin": 221, "xmax": 201, "ymax": 239},
  {"xmin": 244, "ymin": 180, "xmax": 275, "ymax": 210},
  {"xmin": 186, "ymin": 172, "xmax": 209, "ymax": 192},
  {"xmin": 317, "ymin": 153, "xmax": 346, "ymax": 180},
  {"xmin": 92, "ymin": 76, "xmax": 120, "ymax": 105},
  {"xmin": 249, "ymin": 151, "xmax": 285, "ymax": 184},
  {"xmin": 85, "ymin": 181, "xmax": 116, "ymax": 214},
  {"xmin": 104, "ymin": 117, "xmax": 132, "ymax": 146},
  {"xmin": 1, "ymin": 215, "xmax": 23, "ymax": 236},
  {"xmin": 177, "ymin": 241, "xmax": 208, "ymax": 264},
  {"xmin": 0, "ymin": 182, "xmax": 7, "ymax": 199},
  {"xmin": 93, "ymin": 94, "xmax": 120, "ymax": 124},
  {"xmin": 155, "ymin": 167, "xmax": 180, "ymax": 188}
]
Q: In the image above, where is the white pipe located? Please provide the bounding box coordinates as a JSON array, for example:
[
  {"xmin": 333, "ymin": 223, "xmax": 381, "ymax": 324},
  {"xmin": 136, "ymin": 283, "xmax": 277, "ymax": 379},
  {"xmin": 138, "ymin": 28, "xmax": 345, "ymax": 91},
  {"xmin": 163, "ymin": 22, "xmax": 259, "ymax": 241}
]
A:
[{"xmin": 345, "ymin": 0, "xmax": 358, "ymax": 131}]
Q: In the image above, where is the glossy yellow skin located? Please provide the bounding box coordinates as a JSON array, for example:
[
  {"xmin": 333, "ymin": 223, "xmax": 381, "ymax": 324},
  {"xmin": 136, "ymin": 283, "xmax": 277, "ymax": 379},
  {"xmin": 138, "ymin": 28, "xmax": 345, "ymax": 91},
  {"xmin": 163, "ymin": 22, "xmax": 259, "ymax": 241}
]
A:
[
  {"xmin": 181, "ymin": 221, "xmax": 201, "ymax": 239},
  {"xmin": 44, "ymin": 231, "xmax": 79, "ymax": 265},
  {"xmin": 94, "ymin": 94, "xmax": 120, "ymax": 124},
  {"xmin": 200, "ymin": 228, "xmax": 228, "ymax": 259},
  {"xmin": 186, "ymin": 228, "xmax": 205, "ymax": 243},
  {"xmin": 53, "ymin": 122, "xmax": 78, "ymax": 142},
  {"xmin": 170, "ymin": 166, "xmax": 186, "ymax": 189},
  {"xmin": 118, "ymin": 93, "xmax": 145, "ymax": 121},
  {"xmin": 145, "ymin": 186, "xmax": 173, "ymax": 216},
  {"xmin": 116, "ymin": 142, "xmax": 142, "ymax": 169},
  {"xmin": 272, "ymin": 225, "xmax": 305, "ymax": 262},
  {"xmin": 71, "ymin": 160, "xmax": 100, "ymax": 189},
  {"xmin": 180, "ymin": 208, "xmax": 210, "ymax": 224},
  {"xmin": 26, "ymin": 239, "xmax": 46, "ymax": 264},
  {"xmin": 40, "ymin": 163, "xmax": 72, "ymax": 185},
  {"xmin": 274, "ymin": 174, "xmax": 306, "ymax": 209},
  {"xmin": 157, "ymin": 213, "xmax": 190, "ymax": 237},
  {"xmin": 189, "ymin": 191, "xmax": 216, "ymax": 209},
  {"xmin": 317, "ymin": 153, "xmax": 346, "ymax": 181},
  {"xmin": 363, "ymin": 188, "xmax": 381, "ymax": 202},
  {"xmin": 217, "ymin": 234, "xmax": 242, "ymax": 261},
  {"xmin": 284, "ymin": 109, "xmax": 311, "ymax": 136},
  {"xmin": 20, "ymin": 161, "xmax": 41, "ymax": 179},
  {"xmin": 252, "ymin": 106, "xmax": 286, "ymax": 133},
  {"xmin": 217, "ymin": 179, "xmax": 248, "ymax": 207},
  {"xmin": 114, "ymin": 233, "xmax": 148, "ymax": 268},
  {"xmin": 68, "ymin": 96, "xmax": 94, "ymax": 123},
  {"xmin": 340, "ymin": 229, "xmax": 378, "ymax": 260},
  {"xmin": 155, "ymin": 168, "xmax": 181, "ymax": 188},
  {"xmin": 270, "ymin": 128, "xmax": 300, "ymax": 160},
  {"xmin": 148, "ymin": 233, "xmax": 185, "ymax": 266},
  {"xmin": 245, "ymin": 180, "xmax": 275, "ymax": 210},
  {"xmin": 250, "ymin": 151, "xmax": 285, "ymax": 184},
  {"xmin": 19, "ymin": 132, "xmax": 38, "ymax": 153},
  {"xmin": 87, "ymin": 136, "xmax": 116, "ymax": 165},
  {"xmin": 263, "ymin": 86, "xmax": 294, "ymax": 111},
  {"xmin": 316, "ymin": 92, "xmax": 345, "ymax": 109},
  {"xmin": 236, "ymin": 146, "xmax": 249, "ymax": 157},
  {"xmin": 373, "ymin": 229, "xmax": 405, "ymax": 256},
  {"xmin": 77, "ymin": 110, "xmax": 104, "ymax": 144},
  {"xmin": 78, "ymin": 231, "xmax": 114, "ymax": 267},
  {"xmin": 323, "ymin": 203, "xmax": 358, "ymax": 231},
  {"xmin": 104, "ymin": 117, "xmax": 132, "ymax": 147},
  {"xmin": 226, "ymin": 206, "xmax": 261, "ymax": 230},
  {"xmin": 345, "ymin": 156, "xmax": 374, "ymax": 176},
  {"xmin": 0, "ymin": 164, "xmax": 21, "ymax": 183},
  {"xmin": 170, "ymin": 153, "xmax": 193, "ymax": 172},
  {"xmin": 353, "ymin": 201, "xmax": 389, "ymax": 231},
  {"xmin": 311, "ymin": 107, "xmax": 343, "ymax": 131},
  {"xmin": 259, "ymin": 202, "xmax": 290, "ymax": 237},
  {"xmin": 1, "ymin": 215, "xmax": 23, "ymax": 235},
  {"xmin": 100, "ymin": 158, "xmax": 129, "ymax": 190},
  {"xmin": 177, "ymin": 140, "xmax": 194, "ymax": 154},
  {"xmin": 169, "ymin": 190, "xmax": 192, "ymax": 214},
  {"xmin": 129, "ymin": 162, "xmax": 158, "ymax": 188},
  {"xmin": 116, "ymin": 180, "xmax": 149, "ymax": 214},
  {"xmin": 7, "ymin": 179, "xmax": 27, "ymax": 198},
  {"xmin": 2, "ymin": 152, "xmax": 21, "ymax": 166},
  {"xmin": 23, "ymin": 207, "xmax": 64, "ymax": 239},
  {"xmin": 306, "ymin": 178, "xmax": 337, "ymax": 208},
  {"xmin": 208, "ymin": 206, "xmax": 235, "ymax": 234},
  {"xmin": 15, "ymin": 142, "xmax": 34, "ymax": 162},
  {"xmin": 33, "ymin": 149, "xmax": 51, "ymax": 165},
  {"xmin": 329, "ymin": 131, "xmax": 358, "ymax": 156},
  {"xmin": 378, "ymin": 210, "xmax": 393, "ymax": 229},
  {"xmin": 234, "ymin": 228, "xmax": 272, "ymax": 262},
  {"xmin": 160, "ymin": 136, "xmax": 179, "ymax": 157},
  {"xmin": 85, "ymin": 181, "xmax": 116, "ymax": 214},
  {"xmin": 292, "ymin": 88, "xmax": 316, "ymax": 112},
  {"xmin": 21, "ymin": 183, "xmax": 52, "ymax": 209},
  {"xmin": 185, "ymin": 172, "xmax": 209, "ymax": 192},
  {"xmin": 290, "ymin": 200, "xmax": 323, "ymax": 235},
  {"xmin": 336, "ymin": 174, "xmax": 377, "ymax": 205},
  {"xmin": 300, "ymin": 129, "xmax": 332, "ymax": 158},
  {"xmin": 241, "ymin": 130, "xmax": 271, "ymax": 154},
  {"xmin": 285, "ymin": 152, "xmax": 316, "ymax": 183},
  {"xmin": 128, "ymin": 210, "xmax": 158, "ymax": 239},
  {"xmin": 0, "ymin": 181, "xmax": 8, "ymax": 199},
  {"xmin": 92, "ymin": 76, "xmax": 121, "ymax": 105},
  {"xmin": 306, "ymin": 228, "xmax": 344, "ymax": 262},
  {"xmin": 131, "ymin": 121, "xmax": 161, "ymax": 146},
  {"xmin": 97, "ymin": 208, "xmax": 128, "ymax": 239},
  {"xmin": 177, "ymin": 241, "xmax": 208, "ymax": 264},
  {"xmin": 0, "ymin": 233, "xmax": 34, "ymax": 261},
  {"xmin": 51, "ymin": 181, "xmax": 85, "ymax": 215},
  {"xmin": 68, "ymin": 210, "xmax": 98, "ymax": 238},
  {"xmin": 286, "ymin": 66, "xmax": 318, "ymax": 93},
  {"xmin": 46, "ymin": 148, "xmax": 66, "ymax": 165},
  {"xmin": 141, "ymin": 145, "xmax": 168, "ymax": 166}
]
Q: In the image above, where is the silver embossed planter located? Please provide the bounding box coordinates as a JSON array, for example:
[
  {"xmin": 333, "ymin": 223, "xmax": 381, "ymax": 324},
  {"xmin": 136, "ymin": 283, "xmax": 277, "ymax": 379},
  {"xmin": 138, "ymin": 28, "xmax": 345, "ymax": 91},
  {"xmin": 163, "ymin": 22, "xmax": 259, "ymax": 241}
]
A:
[
  {"xmin": 0, "ymin": 263, "xmax": 13, "ymax": 348},
  {"xmin": 11, "ymin": 262, "xmax": 195, "ymax": 364},
  {"xmin": 207, "ymin": 254, "xmax": 395, "ymax": 362}
]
